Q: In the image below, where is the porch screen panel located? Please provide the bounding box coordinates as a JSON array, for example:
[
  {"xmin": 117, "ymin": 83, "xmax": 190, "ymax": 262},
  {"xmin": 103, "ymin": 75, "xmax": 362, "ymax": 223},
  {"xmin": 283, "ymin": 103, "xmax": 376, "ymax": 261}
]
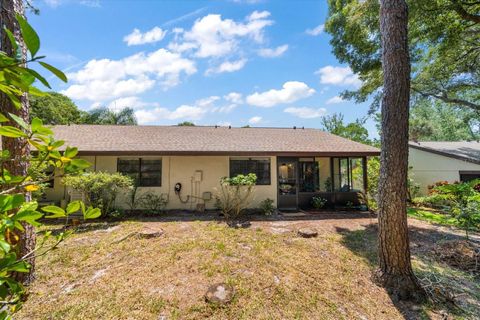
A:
[
  {"xmin": 229, "ymin": 158, "xmax": 271, "ymax": 185},
  {"xmin": 316, "ymin": 157, "xmax": 332, "ymax": 192},
  {"xmin": 299, "ymin": 159, "xmax": 319, "ymax": 192},
  {"xmin": 350, "ymin": 158, "xmax": 364, "ymax": 192}
]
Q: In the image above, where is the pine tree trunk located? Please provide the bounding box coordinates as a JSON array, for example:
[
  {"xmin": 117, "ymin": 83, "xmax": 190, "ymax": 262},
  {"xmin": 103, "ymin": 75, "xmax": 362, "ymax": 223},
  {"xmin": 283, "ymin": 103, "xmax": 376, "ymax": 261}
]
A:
[
  {"xmin": 0, "ymin": 0, "xmax": 36, "ymax": 285},
  {"xmin": 377, "ymin": 0, "xmax": 424, "ymax": 301}
]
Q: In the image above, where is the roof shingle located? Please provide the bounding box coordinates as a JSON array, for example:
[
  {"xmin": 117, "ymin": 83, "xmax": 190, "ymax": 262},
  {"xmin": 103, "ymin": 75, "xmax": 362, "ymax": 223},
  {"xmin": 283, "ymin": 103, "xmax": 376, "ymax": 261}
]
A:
[{"xmin": 51, "ymin": 125, "xmax": 379, "ymax": 155}]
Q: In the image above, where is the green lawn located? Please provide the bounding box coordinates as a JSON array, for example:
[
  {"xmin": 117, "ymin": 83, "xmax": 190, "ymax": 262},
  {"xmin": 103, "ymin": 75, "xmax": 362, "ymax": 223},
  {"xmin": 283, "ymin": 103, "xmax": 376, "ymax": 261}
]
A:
[{"xmin": 407, "ymin": 207, "xmax": 459, "ymax": 227}]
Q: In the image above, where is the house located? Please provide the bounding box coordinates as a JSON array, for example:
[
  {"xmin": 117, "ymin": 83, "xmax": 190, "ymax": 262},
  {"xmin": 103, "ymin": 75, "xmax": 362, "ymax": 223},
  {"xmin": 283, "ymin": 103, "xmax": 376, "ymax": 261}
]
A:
[
  {"xmin": 409, "ymin": 141, "xmax": 480, "ymax": 195},
  {"xmin": 45, "ymin": 125, "xmax": 379, "ymax": 211}
]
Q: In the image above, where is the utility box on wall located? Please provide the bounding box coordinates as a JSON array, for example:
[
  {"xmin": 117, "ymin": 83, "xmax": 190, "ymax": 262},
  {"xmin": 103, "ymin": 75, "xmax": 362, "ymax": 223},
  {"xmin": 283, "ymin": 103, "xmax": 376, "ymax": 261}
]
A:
[{"xmin": 194, "ymin": 170, "xmax": 203, "ymax": 182}]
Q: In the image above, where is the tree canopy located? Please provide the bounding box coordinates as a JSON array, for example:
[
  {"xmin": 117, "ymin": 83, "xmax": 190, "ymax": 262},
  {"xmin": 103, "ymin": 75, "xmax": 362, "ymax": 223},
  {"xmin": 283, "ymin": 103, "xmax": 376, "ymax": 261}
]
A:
[
  {"xmin": 325, "ymin": 0, "xmax": 480, "ymax": 112},
  {"xmin": 320, "ymin": 113, "xmax": 372, "ymax": 145},
  {"xmin": 30, "ymin": 92, "xmax": 87, "ymax": 125},
  {"xmin": 81, "ymin": 107, "xmax": 138, "ymax": 125},
  {"xmin": 177, "ymin": 121, "xmax": 195, "ymax": 126}
]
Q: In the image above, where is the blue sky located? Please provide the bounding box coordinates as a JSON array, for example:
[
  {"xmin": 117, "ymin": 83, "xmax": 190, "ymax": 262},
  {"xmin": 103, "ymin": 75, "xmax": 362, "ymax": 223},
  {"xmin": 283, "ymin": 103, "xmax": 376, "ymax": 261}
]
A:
[{"xmin": 29, "ymin": 0, "xmax": 377, "ymax": 136}]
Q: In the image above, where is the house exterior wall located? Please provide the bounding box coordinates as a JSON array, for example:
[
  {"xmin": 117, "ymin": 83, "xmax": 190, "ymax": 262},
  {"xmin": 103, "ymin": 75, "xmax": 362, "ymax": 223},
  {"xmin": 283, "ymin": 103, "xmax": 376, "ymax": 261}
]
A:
[
  {"xmin": 409, "ymin": 147, "xmax": 480, "ymax": 195},
  {"xmin": 44, "ymin": 155, "xmax": 277, "ymax": 210}
]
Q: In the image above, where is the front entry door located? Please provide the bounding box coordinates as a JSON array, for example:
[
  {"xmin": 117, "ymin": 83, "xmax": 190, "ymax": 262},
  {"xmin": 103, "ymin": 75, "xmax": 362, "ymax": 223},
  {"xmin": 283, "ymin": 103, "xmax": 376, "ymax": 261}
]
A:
[{"xmin": 277, "ymin": 157, "xmax": 298, "ymax": 210}]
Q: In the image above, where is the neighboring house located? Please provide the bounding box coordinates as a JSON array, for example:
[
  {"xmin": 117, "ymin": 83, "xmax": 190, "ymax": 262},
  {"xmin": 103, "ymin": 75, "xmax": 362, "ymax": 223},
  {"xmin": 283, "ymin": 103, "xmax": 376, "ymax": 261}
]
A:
[
  {"xmin": 45, "ymin": 125, "xmax": 379, "ymax": 211},
  {"xmin": 409, "ymin": 141, "xmax": 480, "ymax": 195}
]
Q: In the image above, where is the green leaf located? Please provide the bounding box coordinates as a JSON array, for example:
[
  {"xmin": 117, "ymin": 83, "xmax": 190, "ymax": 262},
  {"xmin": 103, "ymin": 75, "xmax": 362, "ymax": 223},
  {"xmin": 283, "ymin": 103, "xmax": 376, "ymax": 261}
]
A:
[
  {"xmin": 14, "ymin": 210, "xmax": 43, "ymax": 225},
  {"xmin": 8, "ymin": 113, "xmax": 28, "ymax": 130},
  {"xmin": 0, "ymin": 113, "xmax": 8, "ymax": 122},
  {"xmin": 84, "ymin": 207, "xmax": 101, "ymax": 220},
  {"xmin": 0, "ymin": 194, "xmax": 25, "ymax": 212},
  {"xmin": 8, "ymin": 261, "xmax": 30, "ymax": 273},
  {"xmin": 38, "ymin": 62, "xmax": 67, "ymax": 82},
  {"xmin": 69, "ymin": 159, "xmax": 91, "ymax": 170},
  {"xmin": 66, "ymin": 201, "xmax": 81, "ymax": 215},
  {"xmin": 0, "ymin": 126, "xmax": 27, "ymax": 138},
  {"xmin": 31, "ymin": 118, "xmax": 43, "ymax": 132},
  {"xmin": 0, "ymin": 240, "xmax": 11, "ymax": 253},
  {"xmin": 64, "ymin": 146, "xmax": 78, "ymax": 158},
  {"xmin": 41, "ymin": 205, "xmax": 66, "ymax": 218},
  {"xmin": 4, "ymin": 28, "xmax": 18, "ymax": 55},
  {"xmin": 26, "ymin": 68, "xmax": 51, "ymax": 89},
  {"xmin": 16, "ymin": 14, "xmax": 40, "ymax": 57}
]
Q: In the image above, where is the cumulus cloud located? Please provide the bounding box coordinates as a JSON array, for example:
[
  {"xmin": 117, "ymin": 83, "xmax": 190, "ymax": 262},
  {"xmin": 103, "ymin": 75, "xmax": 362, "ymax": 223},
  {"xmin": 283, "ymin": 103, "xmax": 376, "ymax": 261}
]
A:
[
  {"xmin": 168, "ymin": 11, "xmax": 273, "ymax": 58},
  {"xmin": 315, "ymin": 66, "xmax": 361, "ymax": 87},
  {"xmin": 258, "ymin": 44, "xmax": 288, "ymax": 58},
  {"xmin": 134, "ymin": 94, "xmax": 240, "ymax": 124},
  {"xmin": 305, "ymin": 24, "xmax": 324, "ymax": 36},
  {"xmin": 284, "ymin": 107, "xmax": 327, "ymax": 119},
  {"xmin": 326, "ymin": 95, "xmax": 345, "ymax": 104},
  {"xmin": 107, "ymin": 96, "xmax": 156, "ymax": 112},
  {"xmin": 62, "ymin": 48, "xmax": 196, "ymax": 101},
  {"xmin": 248, "ymin": 116, "xmax": 262, "ymax": 124},
  {"xmin": 246, "ymin": 81, "xmax": 315, "ymax": 107},
  {"xmin": 123, "ymin": 27, "xmax": 167, "ymax": 46},
  {"xmin": 205, "ymin": 58, "xmax": 247, "ymax": 75},
  {"xmin": 224, "ymin": 92, "xmax": 243, "ymax": 104}
]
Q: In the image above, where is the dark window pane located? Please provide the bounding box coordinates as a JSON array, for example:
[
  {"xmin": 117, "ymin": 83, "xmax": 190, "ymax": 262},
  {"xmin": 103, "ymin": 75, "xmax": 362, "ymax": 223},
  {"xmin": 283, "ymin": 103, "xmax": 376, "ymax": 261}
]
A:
[
  {"xmin": 299, "ymin": 162, "xmax": 319, "ymax": 192},
  {"xmin": 230, "ymin": 159, "xmax": 271, "ymax": 185},
  {"xmin": 118, "ymin": 158, "xmax": 161, "ymax": 187}
]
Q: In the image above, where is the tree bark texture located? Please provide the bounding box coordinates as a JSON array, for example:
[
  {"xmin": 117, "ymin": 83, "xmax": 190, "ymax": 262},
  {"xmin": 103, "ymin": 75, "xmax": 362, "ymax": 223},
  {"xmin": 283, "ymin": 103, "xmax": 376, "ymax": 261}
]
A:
[
  {"xmin": 0, "ymin": 0, "xmax": 36, "ymax": 285},
  {"xmin": 377, "ymin": 0, "xmax": 424, "ymax": 301}
]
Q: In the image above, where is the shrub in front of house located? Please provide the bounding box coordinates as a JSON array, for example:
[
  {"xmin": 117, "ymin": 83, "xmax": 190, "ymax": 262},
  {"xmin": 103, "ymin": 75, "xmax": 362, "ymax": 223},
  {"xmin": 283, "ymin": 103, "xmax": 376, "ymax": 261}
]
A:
[
  {"xmin": 259, "ymin": 198, "xmax": 275, "ymax": 215},
  {"xmin": 214, "ymin": 173, "xmax": 257, "ymax": 221},
  {"xmin": 311, "ymin": 196, "xmax": 328, "ymax": 209},
  {"xmin": 63, "ymin": 172, "xmax": 133, "ymax": 217}
]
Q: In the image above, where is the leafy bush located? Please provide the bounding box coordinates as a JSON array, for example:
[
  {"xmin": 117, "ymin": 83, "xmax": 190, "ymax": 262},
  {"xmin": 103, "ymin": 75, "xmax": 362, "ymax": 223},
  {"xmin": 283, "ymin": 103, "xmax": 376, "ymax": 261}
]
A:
[
  {"xmin": 311, "ymin": 196, "xmax": 327, "ymax": 209},
  {"xmin": 259, "ymin": 198, "xmax": 275, "ymax": 215},
  {"xmin": 430, "ymin": 180, "xmax": 480, "ymax": 239},
  {"xmin": 137, "ymin": 192, "xmax": 168, "ymax": 214},
  {"xmin": 63, "ymin": 172, "xmax": 133, "ymax": 217},
  {"xmin": 214, "ymin": 173, "xmax": 256, "ymax": 220}
]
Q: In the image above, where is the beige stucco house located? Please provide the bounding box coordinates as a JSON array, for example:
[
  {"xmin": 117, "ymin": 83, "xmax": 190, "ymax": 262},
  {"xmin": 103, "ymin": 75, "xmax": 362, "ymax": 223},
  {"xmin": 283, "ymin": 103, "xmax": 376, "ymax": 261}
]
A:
[
  {"xmin": 44, "ymin": 125, "xmax": 379, "ymax": 211},
  {"xmin": 409, "ymin": 141, "xmax": 480, "ymax": 195}
]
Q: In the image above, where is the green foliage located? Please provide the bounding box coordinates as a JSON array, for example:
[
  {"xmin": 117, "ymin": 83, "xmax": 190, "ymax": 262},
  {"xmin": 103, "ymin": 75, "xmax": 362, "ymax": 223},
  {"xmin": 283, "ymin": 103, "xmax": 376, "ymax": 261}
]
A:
[
  {"xmin": 321, "ymin": 113, "xmax": 372, "ymax": 145},
  {"xmin": 366, "ymin": 157, "xmax": 379, "ymax": 209},
  {"xmin": 311, "ymin": 196, "xmax": 327, "ymax": 209},
  {"xmin": 30, "ymin": 92, "xmax": 86, "ymax": 125},
  {"xmin": 325, "ymin": 0, "xmax": 479, "ymax": 112},
  {"xmin": 63, "ymin": 172, "xmax": 133, "ymax": 217},
  {"xmin": 137, "ymin": 192, "xmax": 168, "ymax": 215},
  {"xmin": 259, "ymin": 198, "xmax": 275, "ymax": 215},
  {"xmin": 427, "ymin": 180, "xmax": 480, "ymax": 239},
  {"xmin": 177, "ymin": 121, "xmax": 195, "ymax": 126},
  {"xmin": 0, "ymin": 15, "xmax": 99, "ymax": 318},
  {"xmin": 409, "ymin": 99, "xmax": 480, "ymax": 141},
  {"xmin": 81, "ymin": 107, "xmax": 137, "ymax": 125},
  {"xmin": 215, "ymin": 174, "xmax": 257, "ymax": 220}
]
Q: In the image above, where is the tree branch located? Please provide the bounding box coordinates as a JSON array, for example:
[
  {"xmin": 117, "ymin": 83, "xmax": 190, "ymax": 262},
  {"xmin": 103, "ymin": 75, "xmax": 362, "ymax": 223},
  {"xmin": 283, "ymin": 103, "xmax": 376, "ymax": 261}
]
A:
[
  {"xmin": 450, "ymin": 0, "xmax": 480, "ymax": 23},
  {"xmin": 413, "ymin": 88, "xmax": 480, "ymax": 110}
]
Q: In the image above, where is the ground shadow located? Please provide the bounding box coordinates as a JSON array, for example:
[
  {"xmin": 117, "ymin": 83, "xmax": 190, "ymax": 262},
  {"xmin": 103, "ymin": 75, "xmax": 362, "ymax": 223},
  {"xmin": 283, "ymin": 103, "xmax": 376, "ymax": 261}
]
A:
[{"xmin": 336, "ymin": 224, "xmax": 480, "ymax": 319}]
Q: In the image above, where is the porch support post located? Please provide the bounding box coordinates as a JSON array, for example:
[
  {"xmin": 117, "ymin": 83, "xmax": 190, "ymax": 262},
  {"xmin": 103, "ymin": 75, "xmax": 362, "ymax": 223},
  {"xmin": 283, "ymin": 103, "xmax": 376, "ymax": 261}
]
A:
[{"xmin": 362, "ymin": 156, "xmax": 368, "ymax": 196}]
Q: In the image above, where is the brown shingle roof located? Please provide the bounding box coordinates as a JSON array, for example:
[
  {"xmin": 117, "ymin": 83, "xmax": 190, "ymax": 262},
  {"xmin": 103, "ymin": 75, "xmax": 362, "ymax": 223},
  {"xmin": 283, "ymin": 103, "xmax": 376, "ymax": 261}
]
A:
[
  {"xmin": 409, "ymin": 141, "xmax": 480, "ymax": 165},
  {"xmin": 51, "ymin": 125, "xmax": 379, "ymax": 156}
]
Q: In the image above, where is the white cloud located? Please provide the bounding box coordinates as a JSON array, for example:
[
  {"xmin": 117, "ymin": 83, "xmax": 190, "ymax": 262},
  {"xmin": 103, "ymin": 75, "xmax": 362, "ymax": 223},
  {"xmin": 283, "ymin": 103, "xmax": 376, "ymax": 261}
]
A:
[
  {"xmin": 224, "ymin": 92, "xmax": 243, "ymax": 104},
  {"xmin": 284, "ymin": 107, "xmax": 327, "ymax": 119},
  {"xmin": 134, "ymin": 94, "xmax": 240, "ymax": 124},
  {"xmin": 205, "ymin": 58, "xmax": 247, "ymax": 75},
  {"xmin": 44, "ymin": 0, "xmax": 100, "ymax": 7},
  {"xmin": 168, "ymin": 11, "xmax": 273, "ymax": 58},
  {"xmin": 62, "ymin": 48, "xmax": 196, "ymax": 101},
  {"xmin": 326, "ymin": 95, "xmax": 345, "ymax": 104},
  {"xmin": 107, "ymin": 96, "xmax": 156, "ymax": 112},
  {"xmin": 306, "ymin": 24, "xmax": 324, "ymax": 36},
  {"xmin": 248, "ymin": 116, "xmax": 262, "ymax": 124},
  {"xmin": 258, "ymin": 44, "xmax": 288, "ymax": 58},
  {"xmin": 315, "ymin": 66, "xmax": 361, "ymax": 87},
  {"xmin": 246, "ymin": 81, "xmax": 315, "ymax": 107},
  {"xmin": 123, "ymin": 27, "xmax": 167, "ymax": 46}
]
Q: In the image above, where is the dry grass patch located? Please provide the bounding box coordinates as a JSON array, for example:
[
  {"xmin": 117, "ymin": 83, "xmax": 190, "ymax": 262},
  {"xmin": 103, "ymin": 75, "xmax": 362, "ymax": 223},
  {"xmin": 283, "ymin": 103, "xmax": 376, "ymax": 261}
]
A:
[{"xmin": 18, "ymin": 219, "xmax": 423, "ymax": 319}]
